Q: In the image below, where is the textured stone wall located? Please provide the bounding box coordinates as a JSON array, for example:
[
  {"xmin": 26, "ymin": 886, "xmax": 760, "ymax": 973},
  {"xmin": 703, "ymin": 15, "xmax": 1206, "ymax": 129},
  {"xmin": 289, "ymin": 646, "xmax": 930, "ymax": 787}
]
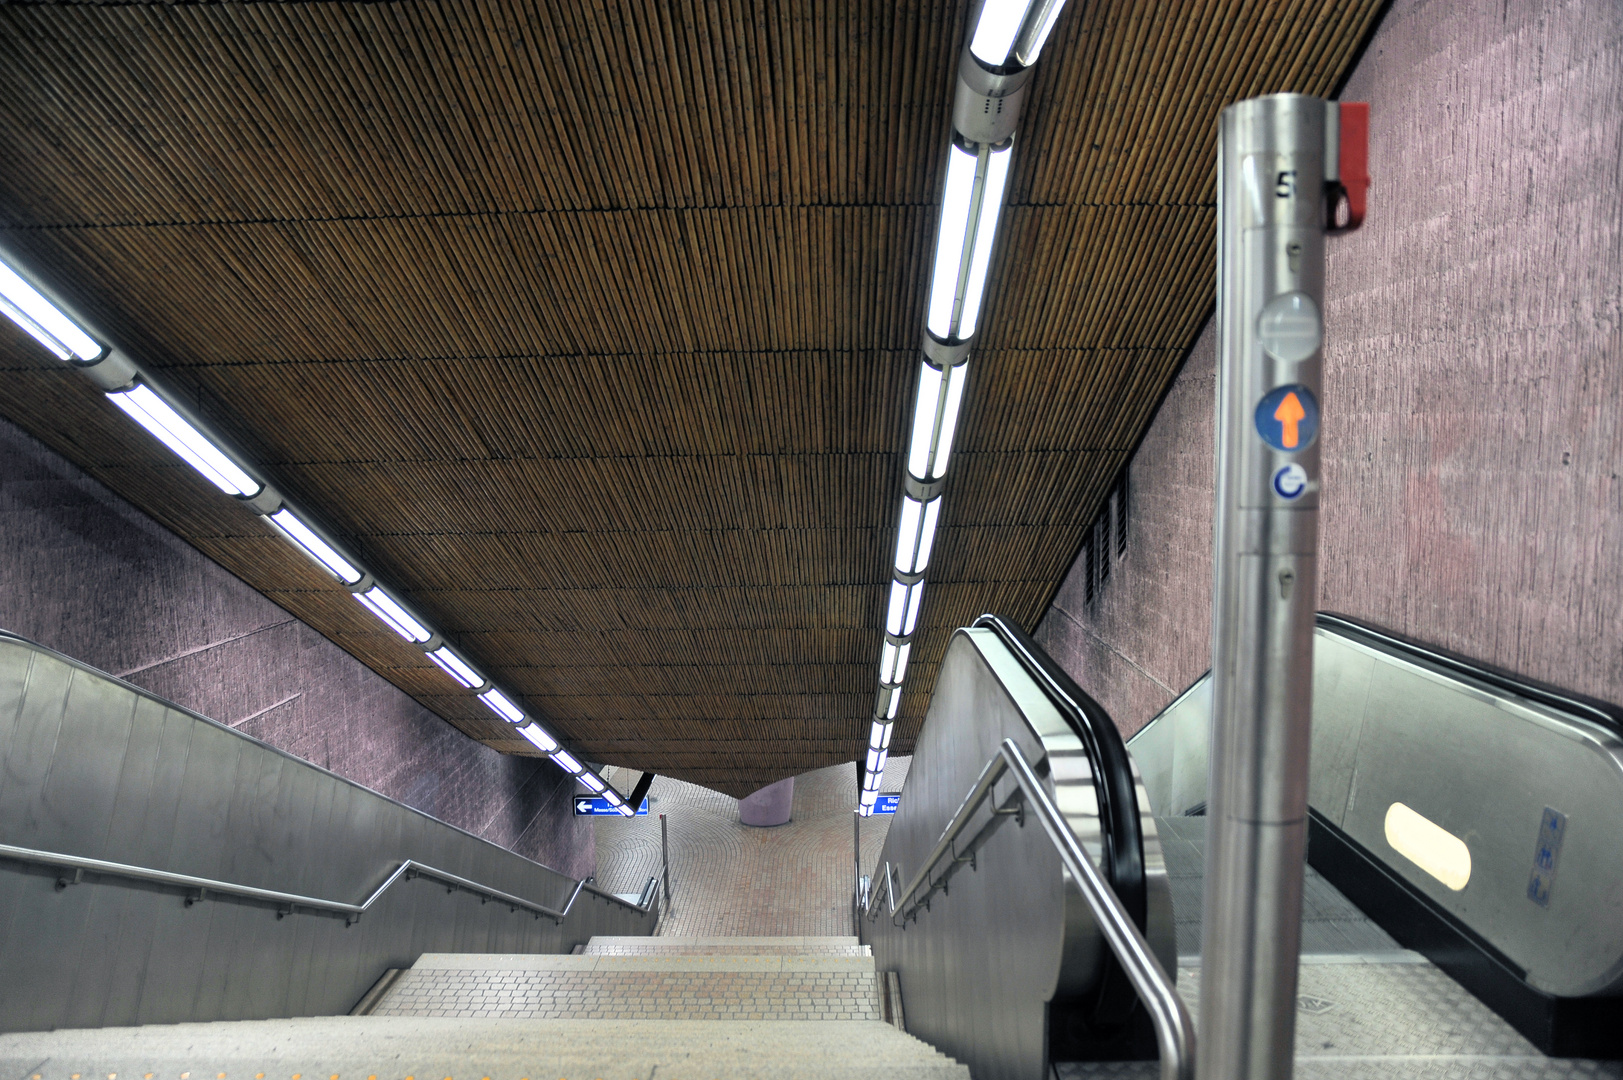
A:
[
  {"xmin": 1037, "ymin": 0, "xmax": 1623, "ymax": 734},
  {"xmin": 0, "ymin": 415, "xmax": 594, "ymax": 878}
]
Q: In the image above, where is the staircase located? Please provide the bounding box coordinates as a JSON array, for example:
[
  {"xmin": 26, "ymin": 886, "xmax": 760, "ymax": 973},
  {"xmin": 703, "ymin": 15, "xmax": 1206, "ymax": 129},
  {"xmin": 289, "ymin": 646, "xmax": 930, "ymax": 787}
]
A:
[{"xmin": 0, "ymin": 937, "xmax": 966, "ymax": 1079}]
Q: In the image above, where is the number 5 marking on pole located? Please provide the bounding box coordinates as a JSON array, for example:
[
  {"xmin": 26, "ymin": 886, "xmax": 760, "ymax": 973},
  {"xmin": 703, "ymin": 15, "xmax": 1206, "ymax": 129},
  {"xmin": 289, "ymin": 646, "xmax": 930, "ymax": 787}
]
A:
[{"xmin": 1276, "ymin": 170, "xmax": 1297, "ymax": 199}]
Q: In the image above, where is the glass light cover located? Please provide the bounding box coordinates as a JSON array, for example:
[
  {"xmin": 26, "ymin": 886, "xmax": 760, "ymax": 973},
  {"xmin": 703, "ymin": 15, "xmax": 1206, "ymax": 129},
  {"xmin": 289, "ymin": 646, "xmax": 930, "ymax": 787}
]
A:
[
  {"xmin": 907, "ymin": 364, "xmax": 944, "ymax": 479},
  {"xmin": 518, "ymin": 723, "xmax": 559, "ymax": 752},
  {"xmin": 926, "ymin": 144, "xmax": 979, "ymax": 338},
  {"xmin": 903, "ymin": 580, "xmax": 924, "ymax": 635},
  {"xmin": 267, "ymin": 508, "xmax": 362, "ymax": 584},
  {"xmin": 427, "ymin": 645, "xmax": 482, "ymax": 689},
  {"xmin": 356, "ymin": 586, "xmax": 433, "ymax": 644},
  {"xmin": 893, "ymin": 642, "xmax": 912, "ymax": 683},
  {"xmin": 970, "ymin": 0, "xmax": 1037, "ymax": 66},
  {"xmin": 865, "ymin": 747, "xmax": 882, "ymax": 774},
  {"xmin": 880, "ymin": 642, "xmax": 898, "ymax": 684},
  {"xmin": 879, "ymin": 722, "xmax": 895, "ymax": 748},
  {"xmin": 1015, "ymin": 0, "xmax": 1069, "ymax": 65},
  {"xmin": 894, "ymin": 496, "xmax": 923, "ymax": 572},
  {"xmin": 932, "ymin": 367, "xmax": 967, "ymax": 479},
  {"xmin": 551, "ymin": 750, "xmax": 583, "ymax": 774},
  {"xmin": 603, "ymin": 788, "xmax": 624, "ymax": 805},
  {"xmin": 478, "ymin": 687, "xmax": 526, "ymax": 723},
  {"xmin": 887, "ymin": 687, "xmax": 901, "ymax": 720},
  {"xmin": 894, "ymin": 495, "xmax": 944, "ymax": 574},
  {"xmin": 885, "ymin": 580, "xmax": 910, "ymax": 636},
  {"xmin": 916, "ymin": 497, "xmax": 942, "ymax": 570},
  {"xmin": 0, "ymin": 260, "xmax": 101, "ymax": 361},
  {"xmin": 958, "ymin": 145, "xmax": 1013, "ymax": 338},
  {"xmin": 109, "ymin": 384, "xmax": 261, "ymax": 497},
  {"xmin": 578, "ymin": 773, "xmax": 605, "ymax": 793}
]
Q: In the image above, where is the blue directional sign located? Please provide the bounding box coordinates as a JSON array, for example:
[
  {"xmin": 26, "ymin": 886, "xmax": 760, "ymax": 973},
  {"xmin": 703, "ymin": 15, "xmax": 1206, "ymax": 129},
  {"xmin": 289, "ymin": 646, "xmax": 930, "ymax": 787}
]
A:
[
  {"xmin": 1254, "ymin": 384, "xmax": 1320, "ymax": 452},
  {"xmin": 873, "ymin": 794, "xmax": 901, "ymax": 815},
  {"xmin": 574, "ymin": 796, "xmax": 650, "ymax": 816}
]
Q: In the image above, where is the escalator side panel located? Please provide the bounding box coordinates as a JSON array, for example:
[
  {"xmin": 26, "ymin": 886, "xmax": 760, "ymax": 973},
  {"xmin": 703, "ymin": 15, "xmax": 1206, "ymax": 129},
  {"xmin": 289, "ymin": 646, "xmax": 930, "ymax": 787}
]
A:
[{"xmin": 864, "ymin": 628, "xmax": 1174, "ymax": 1080}]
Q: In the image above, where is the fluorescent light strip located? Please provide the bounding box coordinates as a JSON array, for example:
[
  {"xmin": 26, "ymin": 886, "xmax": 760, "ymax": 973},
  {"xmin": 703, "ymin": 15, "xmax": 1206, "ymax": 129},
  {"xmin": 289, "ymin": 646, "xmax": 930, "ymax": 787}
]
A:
[
  {"xmin": 1014, "ymin": 0, "xmax": 1069, "ymax": 66},
  {"xmin": 926, "ymin": 144, "xmax": 979, "ymax": 339},
  {"xmin": 970, "ymin": 0, "xmax": 1037, "ymax": 67},
  {"xmin": 267, "ymin": 508, "xmax": 362, "ymax": 584},
  {"xmin": 427, "ymin": 646, "xmax": 483, "ymax": 689},
  {"xmin": 886, "ymin": 580, "xmax": 926, "ymax": 637},
  {"xmin": 552, "ymin": 750, "xmax": 583, "ymax": 774},
  {"xmin": 880, "ymin": 640, "xmax": 912, "ymax": 686},
  {"xmin": 578, "ymin": 773, "xmax": 605, "ymax": 793},
  {"xmin": 894, "ymin": 495, "xmax": 944, "ymax": 575},
  {"xmin": 958, "ymin": 145, "xmax": 1013, "ymax": 338},
  {"xmin": 0, "ymin": 260, "xmax": 101, "ymax": 361},
  {"xmin": 109, "ymin": 384, "xmax": 261, "ymax": 497},
  {"xmin": 887, "ymin": 687, "xmax": 901, "ymax": 720},
  {"xmin": 518, "ymin": 723, "xmax": 559, "ymax": 752},
  {"xmin": 478, "ymin": 687, "xmax": 526, "ymax": 724},
  {"xmin": 907, "ymin": 364, "xmax": 945, "ymax": 478},
  {"xmin": 355, "ymin": 586, "xmax": 432, "ymax": 644}
]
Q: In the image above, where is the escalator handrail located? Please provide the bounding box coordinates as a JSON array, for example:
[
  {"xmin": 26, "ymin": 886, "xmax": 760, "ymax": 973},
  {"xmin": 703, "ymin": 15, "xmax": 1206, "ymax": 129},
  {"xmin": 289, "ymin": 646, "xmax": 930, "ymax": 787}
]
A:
[
  {"xmin": 0, "ymin": 839, "xmax": 661, "ymax": 923},
  {"xmin": 972, "ymin": 614, "xmax": 1148, "ymax": 930},
  {"xmin": 870, "ymin": 739, "xmax": 1193, "ymax": 1080}
]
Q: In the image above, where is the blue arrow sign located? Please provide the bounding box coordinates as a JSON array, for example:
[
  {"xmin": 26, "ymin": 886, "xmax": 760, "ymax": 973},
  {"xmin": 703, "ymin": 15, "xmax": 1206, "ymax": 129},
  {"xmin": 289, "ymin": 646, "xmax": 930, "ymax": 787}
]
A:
[{"xmin": 574, "ymin": 796, "xmax": 650, "ymax": 816}]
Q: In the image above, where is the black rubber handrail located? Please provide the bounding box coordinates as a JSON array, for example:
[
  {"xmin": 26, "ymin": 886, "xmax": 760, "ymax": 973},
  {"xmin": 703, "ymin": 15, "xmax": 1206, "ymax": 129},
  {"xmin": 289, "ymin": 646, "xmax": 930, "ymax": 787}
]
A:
[
  {"xmin": 973, "ymin": 614, "xmax": 1147, "ymax": 932},
  {"xmin": 1317, "ymin": 612, "xmax": 1623, "ymax": 739}
]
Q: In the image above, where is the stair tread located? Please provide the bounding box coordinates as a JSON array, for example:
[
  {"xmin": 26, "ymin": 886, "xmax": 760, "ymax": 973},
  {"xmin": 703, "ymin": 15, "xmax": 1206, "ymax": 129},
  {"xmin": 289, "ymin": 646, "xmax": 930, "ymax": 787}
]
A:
[{"xmin": 0, "ymin": 1017, "xmax": 969, "ymax": 1077}]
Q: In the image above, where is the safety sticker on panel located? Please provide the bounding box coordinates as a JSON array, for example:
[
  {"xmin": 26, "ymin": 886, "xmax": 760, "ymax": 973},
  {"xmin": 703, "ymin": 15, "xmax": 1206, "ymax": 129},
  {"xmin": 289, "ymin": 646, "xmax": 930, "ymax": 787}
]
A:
[{"xmin": 1255, "ymin": 384, "xmax": 1320, "ymax": 451}]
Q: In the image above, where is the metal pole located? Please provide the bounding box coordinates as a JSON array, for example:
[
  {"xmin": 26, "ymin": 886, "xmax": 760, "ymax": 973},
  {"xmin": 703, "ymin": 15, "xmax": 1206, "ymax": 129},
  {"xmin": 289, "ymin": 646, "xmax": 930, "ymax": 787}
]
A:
[
  {"xmin": 1200, "ymin": 93, "xmax": 1348, "ymax": 1080},
  {"xmin": 660, "ymin": 813, "xmax": 673, "ymax": 912},
  {"xmin": 853, "ymin": 810, "xmax": 862, "ymax": 935}
]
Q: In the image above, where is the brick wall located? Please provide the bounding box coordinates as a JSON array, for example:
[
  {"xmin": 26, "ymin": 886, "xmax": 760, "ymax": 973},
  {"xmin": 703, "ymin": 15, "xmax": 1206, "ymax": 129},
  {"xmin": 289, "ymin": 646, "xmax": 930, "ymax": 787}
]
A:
[
  {"xmin": 1037, "ymin": 0, "xmax": 1623, "ymax": 734},
  {"xmin": 0, "ymin": 414, "xmax": 593, "ymax": 877}
]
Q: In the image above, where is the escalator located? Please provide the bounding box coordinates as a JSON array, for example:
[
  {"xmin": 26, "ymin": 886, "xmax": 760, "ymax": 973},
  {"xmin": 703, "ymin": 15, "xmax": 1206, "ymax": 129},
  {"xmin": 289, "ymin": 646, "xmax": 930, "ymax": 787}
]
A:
[{"xmin": 860, "ymin": 612, "xmax": 1623, "ymax": 1079}]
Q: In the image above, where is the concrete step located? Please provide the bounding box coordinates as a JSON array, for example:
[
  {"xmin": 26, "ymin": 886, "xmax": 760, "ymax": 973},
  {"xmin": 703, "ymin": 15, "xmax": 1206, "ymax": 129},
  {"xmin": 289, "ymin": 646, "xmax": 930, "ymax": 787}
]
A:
[
  {"xmin": 587, "ymin": 934, "xmax": 871, "ymax": 957},
  {"xmin": 0, "ymin": 1017, "xmax": 971, "ymax": 1079},
  {"xmin": 373, "ymin": 952, "xmax": 880, "ymax": 1022}
]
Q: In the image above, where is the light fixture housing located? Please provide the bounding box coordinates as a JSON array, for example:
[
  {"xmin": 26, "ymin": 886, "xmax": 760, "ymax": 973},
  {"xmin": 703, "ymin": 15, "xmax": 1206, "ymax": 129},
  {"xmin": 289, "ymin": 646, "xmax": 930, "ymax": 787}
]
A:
[
  {"xmin": 926, "ymin": 139, "xmax": 1013, "ymax": 343},
  {"xmin": 427, "ymin": 645, "xmax": 484, "ymax": 690},
  {"xmin": 0, "ymin": 259, "xmax": 102, "ymax": 362},
  {"xmin": 879, "ymin": 640, "xmax": 912, "ymax": 687},
  {"xmin": 355, "ymin": 586, "xmax": 433, "ymax": 644},
  {"xmin": 907, "ymin": 359, "xmax": 969, "ymax": 482},
  {"xmin": 894, "ymin": 495, "xmax": 943, "ymax": 574},
  {"xmin": 885, "ymin": 578, "xmax": 926, "ymax": 637},
  {"xmin": 478, "ymin": 687, "xmax": 526, "ymax": 724},
  {"xmin": 265, "ymin": 508, "xmax": 363, "ymax": 584},
  {"xmin": 108, "ymin": 383, "xmax": 261, "ymax": 497},
  {"xmin": 968, "ymin": 0, "xmax": 1069, "ymax": 69},
  {"xmin": 518, "ymin": 723, "xmax": 559, "ymax": 752}
]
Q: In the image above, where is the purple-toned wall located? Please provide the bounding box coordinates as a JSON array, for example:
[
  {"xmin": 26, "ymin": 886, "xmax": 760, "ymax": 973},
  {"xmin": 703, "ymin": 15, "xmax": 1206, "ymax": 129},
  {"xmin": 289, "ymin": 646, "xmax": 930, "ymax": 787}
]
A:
[
  {"xmin": 0, "ymin": 415, "xmax": 594, "ymax": 878},
  {"xmin": 1037, "ymin": 0, "xmax": 1623, "ymax": 735}
]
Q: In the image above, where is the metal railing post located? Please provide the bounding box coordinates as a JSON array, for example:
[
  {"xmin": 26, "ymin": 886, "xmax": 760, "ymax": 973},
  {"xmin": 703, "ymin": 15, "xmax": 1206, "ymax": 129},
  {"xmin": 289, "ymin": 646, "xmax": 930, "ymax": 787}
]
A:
[{"xmin": 660, "ymin": 812, "xmax": 673, "ymax": 913}]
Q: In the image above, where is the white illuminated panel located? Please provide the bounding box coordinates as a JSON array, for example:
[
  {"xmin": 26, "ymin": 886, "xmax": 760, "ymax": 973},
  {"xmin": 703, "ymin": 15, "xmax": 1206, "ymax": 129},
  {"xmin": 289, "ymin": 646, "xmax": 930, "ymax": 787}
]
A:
[
  {"xmin": 0, "ymin": 260, "xmax": 101, "ymax": 361},
  {"xmin": 266, "ymin": 508, "xmax": 362, "ymax": 584},
  {"xmin": 356, "ymin": 587, "xmax": 433, "ymax": 643},
  {"xmin": 478, "ymin": 688, "xmax": 525, "ymax": 724},
  {"xmin": 109, "ymin": 384, "xmax": 260, "ymax": 497},
  {"xmin": 1384, "ymin": 802, "xmax": 1471, "ymax": 891}
]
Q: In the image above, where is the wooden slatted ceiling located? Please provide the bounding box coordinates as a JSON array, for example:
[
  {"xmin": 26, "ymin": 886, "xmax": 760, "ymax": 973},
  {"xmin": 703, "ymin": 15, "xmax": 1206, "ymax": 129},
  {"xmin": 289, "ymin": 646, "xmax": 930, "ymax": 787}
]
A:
[{"xmin": 0, "ymin": 0, "xmax": 1383, "ymax": 796}]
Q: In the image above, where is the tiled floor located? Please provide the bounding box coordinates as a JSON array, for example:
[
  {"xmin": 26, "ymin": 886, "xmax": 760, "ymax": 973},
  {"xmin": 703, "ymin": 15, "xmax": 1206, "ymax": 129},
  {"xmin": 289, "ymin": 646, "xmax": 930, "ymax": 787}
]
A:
[{"xmin": 594, "ymin": 758, "xmax": 910, "ymax": 936}]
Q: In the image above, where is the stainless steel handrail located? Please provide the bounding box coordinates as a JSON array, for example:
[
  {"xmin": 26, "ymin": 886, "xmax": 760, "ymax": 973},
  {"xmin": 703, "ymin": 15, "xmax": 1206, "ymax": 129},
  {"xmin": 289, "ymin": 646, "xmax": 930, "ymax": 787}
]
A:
[
  {"xmin": 865, "ymin": 738, "xmax": 1194, "ymax": 1080},
  {"xmin": 0, "ymin": 840, "xmax": 661, "ymax": 925}
]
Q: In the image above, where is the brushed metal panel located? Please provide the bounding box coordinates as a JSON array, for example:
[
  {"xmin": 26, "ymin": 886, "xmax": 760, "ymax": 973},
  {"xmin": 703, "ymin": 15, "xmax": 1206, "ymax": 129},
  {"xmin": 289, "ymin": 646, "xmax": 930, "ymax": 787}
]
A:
[
  {"xmin": 1304, "ymin": 635, "xmax": 1374, "ymax": 826},
  {"xmin": 1339, "ymin": 640, "xmax": 1623, "ymax": 996},
  {"xmin": 0, "ymin": 646, "xmax": 72, "ymax": 846},
  {"xmin": 867, "ymin": 628, "xmax": 1170, "ymax": 1080}
]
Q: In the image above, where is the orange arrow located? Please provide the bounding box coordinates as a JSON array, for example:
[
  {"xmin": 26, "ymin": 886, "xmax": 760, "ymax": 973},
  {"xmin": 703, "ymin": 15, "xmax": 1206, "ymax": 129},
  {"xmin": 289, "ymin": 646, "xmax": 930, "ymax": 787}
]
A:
[{"xmin": 1274, "ymin": 391, "xmax": 1306, "ymax": 448}]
